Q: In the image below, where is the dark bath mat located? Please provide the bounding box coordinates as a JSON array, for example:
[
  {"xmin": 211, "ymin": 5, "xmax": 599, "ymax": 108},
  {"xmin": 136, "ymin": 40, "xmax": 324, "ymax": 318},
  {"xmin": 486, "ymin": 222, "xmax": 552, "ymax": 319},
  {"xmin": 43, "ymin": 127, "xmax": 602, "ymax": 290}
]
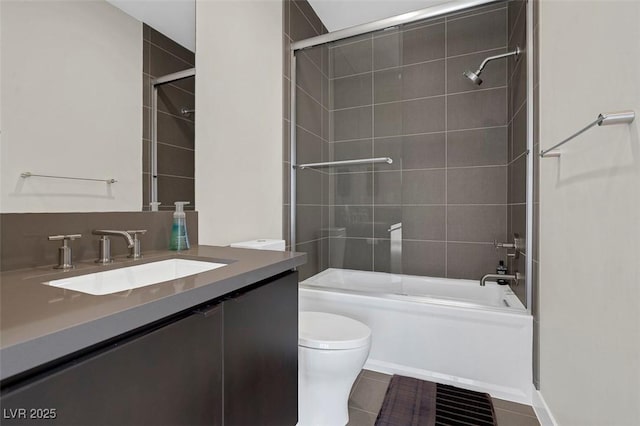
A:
[{"xmin": 374, "ymin": 375, "xmax": 498, "ymax": 426}]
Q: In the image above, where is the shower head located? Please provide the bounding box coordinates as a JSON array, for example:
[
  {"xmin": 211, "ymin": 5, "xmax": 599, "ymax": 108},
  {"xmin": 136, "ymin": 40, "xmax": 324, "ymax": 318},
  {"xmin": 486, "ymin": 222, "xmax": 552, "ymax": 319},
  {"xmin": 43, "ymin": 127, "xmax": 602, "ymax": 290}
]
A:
[
  {"xmin": 463, "ymin": 46, "xmax": 521, "ymax": 86},
  {"xmin": 463, "ymin": 69, "xmax": 483, "ymax": 85}
]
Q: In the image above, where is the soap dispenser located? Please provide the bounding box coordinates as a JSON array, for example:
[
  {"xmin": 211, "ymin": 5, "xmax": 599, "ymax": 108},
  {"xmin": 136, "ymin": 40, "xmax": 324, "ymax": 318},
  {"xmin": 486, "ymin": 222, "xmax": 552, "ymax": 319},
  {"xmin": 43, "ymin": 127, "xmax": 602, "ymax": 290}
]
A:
[
  {"xmin": 496, "ymin": 260, "xmax": 508, "ymax": 285},
  {"xmin": 169, "ymin": 201, "xmax": 190, "ymax": 251}
]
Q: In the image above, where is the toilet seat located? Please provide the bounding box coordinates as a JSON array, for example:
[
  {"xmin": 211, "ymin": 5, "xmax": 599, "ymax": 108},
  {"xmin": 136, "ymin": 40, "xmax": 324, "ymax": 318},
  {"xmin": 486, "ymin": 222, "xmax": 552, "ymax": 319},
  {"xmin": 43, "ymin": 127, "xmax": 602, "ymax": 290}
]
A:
[{"xmin": 299, "ymin": 311, "xmax": 371, "ymax": 350}]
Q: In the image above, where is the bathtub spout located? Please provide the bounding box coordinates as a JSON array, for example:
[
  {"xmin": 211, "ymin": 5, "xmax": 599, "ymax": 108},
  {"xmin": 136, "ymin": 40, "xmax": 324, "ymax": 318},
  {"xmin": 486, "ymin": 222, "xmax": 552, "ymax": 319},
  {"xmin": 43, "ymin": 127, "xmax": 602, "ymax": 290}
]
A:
[{"xmin": 480, "ymin": 273, "xmax": 521, "ymax": 286}]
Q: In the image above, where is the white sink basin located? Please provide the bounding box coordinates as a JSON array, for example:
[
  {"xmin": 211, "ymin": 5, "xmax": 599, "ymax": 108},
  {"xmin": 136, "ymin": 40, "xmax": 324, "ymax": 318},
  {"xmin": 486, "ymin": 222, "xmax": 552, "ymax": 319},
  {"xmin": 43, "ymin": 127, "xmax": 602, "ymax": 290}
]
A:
[{"xmin": 45, "ymin": 259, "xmax": 227, "ymax": 295}]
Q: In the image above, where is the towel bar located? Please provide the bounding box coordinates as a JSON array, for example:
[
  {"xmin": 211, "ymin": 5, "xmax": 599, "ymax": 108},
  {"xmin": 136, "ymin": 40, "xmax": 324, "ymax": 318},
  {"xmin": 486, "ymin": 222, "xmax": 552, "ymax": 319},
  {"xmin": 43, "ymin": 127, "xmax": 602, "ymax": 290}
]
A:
[
  {"xmin": 21, "ymin": 172, "xmax": 117, "ymax": 184},
  {"xmin": 540, "ymin": 110, "xmax": 635, "ymax": 158}
]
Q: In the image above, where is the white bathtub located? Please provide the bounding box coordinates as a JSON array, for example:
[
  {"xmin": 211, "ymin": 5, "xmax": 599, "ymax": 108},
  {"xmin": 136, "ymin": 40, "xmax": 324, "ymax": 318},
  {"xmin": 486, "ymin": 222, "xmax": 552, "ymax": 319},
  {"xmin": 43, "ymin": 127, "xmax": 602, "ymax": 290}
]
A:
[{"xmin": 299, "ymin": 268, "xmax": 533, "ymax": 404}]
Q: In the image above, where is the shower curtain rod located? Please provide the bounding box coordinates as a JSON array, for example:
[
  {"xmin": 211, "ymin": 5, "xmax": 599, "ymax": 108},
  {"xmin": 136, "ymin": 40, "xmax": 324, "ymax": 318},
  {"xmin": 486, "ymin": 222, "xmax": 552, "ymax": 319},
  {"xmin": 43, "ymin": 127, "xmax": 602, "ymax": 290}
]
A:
[{"xmin": 291, "ymin": 0, "xmax": 502, "ymax": 51}]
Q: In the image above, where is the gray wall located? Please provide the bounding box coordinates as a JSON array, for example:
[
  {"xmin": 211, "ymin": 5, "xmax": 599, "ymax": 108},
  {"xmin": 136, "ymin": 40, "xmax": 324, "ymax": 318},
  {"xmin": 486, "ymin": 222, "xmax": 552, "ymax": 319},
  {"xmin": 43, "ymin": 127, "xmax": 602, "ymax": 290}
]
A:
[
  {"xmin": 538, "ymin": 1, "xmax": 640, "ymax": 423},
  {"xmin": 1, "ymin": 1, "xmax": 142, "ymax": 212},
  {"xmin": 0, "ymin": 212, "xmax": 198, "ymax": 271},
  {"xmin": 196, "ymin": 1, "xmax": 282, "ymax": 246},
  {"xmin": 324, "ymin": 4, "xmax": 511, "ymax": 280},
  {"xmin": 143, "ymin": 24, "xmax": 195, "ymax": 211}
]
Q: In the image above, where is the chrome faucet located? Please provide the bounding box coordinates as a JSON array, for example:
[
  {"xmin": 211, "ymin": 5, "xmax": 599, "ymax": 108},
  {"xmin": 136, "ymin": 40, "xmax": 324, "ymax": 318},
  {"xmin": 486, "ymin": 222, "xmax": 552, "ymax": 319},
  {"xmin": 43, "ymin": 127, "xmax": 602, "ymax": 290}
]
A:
[
  {"xmin": 480, "ymin": 272, "xmax": 522, "ymax": 287},
  {"xmin": 92, "ymin": 230, "xmax": 136, "ymax": 264},
  {"xmin": 126, "ymin": 230, "xmax": 147, "ymax": 259}
]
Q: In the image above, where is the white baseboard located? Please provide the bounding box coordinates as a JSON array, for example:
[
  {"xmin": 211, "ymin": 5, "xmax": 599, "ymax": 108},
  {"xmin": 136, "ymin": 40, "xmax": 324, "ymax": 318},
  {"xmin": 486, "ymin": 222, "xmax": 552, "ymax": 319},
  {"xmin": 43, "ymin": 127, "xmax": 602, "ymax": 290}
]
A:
[{"xmin": 531, "ymin": 386, "xmax": 558, "ymax": 426}]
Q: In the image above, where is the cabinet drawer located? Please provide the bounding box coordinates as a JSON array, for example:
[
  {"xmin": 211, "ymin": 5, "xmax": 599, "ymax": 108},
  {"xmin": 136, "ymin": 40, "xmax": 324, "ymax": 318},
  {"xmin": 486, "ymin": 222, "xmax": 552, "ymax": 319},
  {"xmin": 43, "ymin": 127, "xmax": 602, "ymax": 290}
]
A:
[{"xmin": 1, "ymin": 305, "xmax": 223, "ymax": 426}]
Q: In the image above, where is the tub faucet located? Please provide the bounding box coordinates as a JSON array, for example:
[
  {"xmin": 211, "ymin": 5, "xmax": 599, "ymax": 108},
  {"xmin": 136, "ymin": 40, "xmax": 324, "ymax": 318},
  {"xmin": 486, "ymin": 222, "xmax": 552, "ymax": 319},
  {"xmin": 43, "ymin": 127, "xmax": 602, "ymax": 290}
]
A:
[
  {"xmin": 480, "ymin": 272, "xmax": 522, "ymax": 287},
  {"xmin": 92, "ymin": 230, "xmax": 135, "ymax": 264}
]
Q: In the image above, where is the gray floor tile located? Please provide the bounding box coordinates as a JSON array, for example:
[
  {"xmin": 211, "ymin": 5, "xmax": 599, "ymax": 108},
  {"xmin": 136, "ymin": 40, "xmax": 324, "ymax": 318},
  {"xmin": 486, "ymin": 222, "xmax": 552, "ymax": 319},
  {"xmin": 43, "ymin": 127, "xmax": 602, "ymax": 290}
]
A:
[
  {"xmin": 349, "ymin": 377, "xmax": 389, "ymax": 414},
  {"xmin": 492, "ymin": 398, "xmax": 537, "ymax": 417},
  {"xmin": 495, "ymin": 408, "xmax": 540, "ymax": 426},
  {"xmin": 349, "ymin": 371, "xmax": 364, "ymax": 398},
  {"xmin": 347, "ymin": 407, "xmax": 377, "ymax": 426},
  {"xmin": 362, "ymin": 369, "xmax": 392, "ymax": 384}
]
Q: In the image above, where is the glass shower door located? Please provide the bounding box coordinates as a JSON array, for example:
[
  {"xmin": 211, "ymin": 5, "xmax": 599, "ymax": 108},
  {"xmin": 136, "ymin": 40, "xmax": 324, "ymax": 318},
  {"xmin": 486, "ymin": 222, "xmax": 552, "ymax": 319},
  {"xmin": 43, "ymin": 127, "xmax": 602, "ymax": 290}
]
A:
[{"xmin": 294, "ymin": 5, "xmax": 517, "ymax": 292}]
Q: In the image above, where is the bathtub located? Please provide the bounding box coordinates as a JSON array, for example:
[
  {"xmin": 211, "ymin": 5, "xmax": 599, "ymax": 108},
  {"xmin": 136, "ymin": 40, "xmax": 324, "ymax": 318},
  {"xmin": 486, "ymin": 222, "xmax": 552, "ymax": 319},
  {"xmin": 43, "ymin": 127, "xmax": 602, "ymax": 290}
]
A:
[{"xmin": 299, "ymin": 268, "xmax": 533, "ymax": 404}]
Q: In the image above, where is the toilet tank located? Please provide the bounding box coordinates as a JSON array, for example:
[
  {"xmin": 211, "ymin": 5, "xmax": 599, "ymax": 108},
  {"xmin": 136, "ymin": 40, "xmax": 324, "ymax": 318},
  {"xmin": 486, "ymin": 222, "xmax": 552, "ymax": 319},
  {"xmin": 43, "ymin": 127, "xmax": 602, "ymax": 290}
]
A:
[{"xmin": 230, "ymin": 239, "xmax": 285, "ymax": 251}]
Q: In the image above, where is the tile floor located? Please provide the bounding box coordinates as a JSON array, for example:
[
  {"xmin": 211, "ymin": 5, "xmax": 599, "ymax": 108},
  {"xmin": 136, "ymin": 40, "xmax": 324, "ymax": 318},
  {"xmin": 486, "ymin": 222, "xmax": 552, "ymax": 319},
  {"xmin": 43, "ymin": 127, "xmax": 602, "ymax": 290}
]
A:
[{"xmin": 347, "ymin": 369, "xmax": 540, "ymax": 426}]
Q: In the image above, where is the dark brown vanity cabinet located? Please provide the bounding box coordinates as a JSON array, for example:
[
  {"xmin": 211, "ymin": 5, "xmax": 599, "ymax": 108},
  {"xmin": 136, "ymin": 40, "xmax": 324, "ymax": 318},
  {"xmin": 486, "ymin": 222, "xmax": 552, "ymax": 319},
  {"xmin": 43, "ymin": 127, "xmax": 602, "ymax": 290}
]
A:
[
  {"xmin": 1, "ymin": 305, "xmax": 224, "ymax": 426},
  {"xmin": 224, "ymin": 271, "xmax": 298, "ymax": 426},
  {"xmin": 1, "ymin": 271, "xmax": 298, "ymax": 426}
]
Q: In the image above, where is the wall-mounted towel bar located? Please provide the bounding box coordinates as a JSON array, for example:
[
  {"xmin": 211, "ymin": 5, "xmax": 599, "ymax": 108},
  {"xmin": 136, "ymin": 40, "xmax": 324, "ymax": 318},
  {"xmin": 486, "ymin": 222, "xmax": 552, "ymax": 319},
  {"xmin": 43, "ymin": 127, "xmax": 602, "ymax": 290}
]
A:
[
  {"xmin": 21, "ymin": 172, "xmax": 117, "ymax": 184},
  {"xmin": 540, "ymin": 110, "xmax": 635, "ymax": 158},
  {"xmin": 295, "ymin": 157, "xmax": 393, "ymax": 170}
]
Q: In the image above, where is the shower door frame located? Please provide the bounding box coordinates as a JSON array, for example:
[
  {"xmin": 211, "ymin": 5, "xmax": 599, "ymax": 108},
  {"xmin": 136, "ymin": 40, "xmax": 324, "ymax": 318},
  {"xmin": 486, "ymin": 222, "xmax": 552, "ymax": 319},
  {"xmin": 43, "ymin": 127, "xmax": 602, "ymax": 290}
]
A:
[
  {"xmin": 150, "ymin": 67, "xmax": 196, "ymax": 207},
  {"xmin": 289, "ymin": 0, "xmax": 534, "ymax": 313}
]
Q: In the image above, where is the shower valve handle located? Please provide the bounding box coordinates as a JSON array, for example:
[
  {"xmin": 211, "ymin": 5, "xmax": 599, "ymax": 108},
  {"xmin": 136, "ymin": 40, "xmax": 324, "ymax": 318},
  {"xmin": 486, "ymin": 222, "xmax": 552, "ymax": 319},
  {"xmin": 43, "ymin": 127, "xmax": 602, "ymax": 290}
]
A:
[
  {"xmin": 494, "ymin": 234, "xmax": 524, "ymax": 260},
  {"xmin": 494, "ymin": 240, "xmax": 516, "ymax": 249}
]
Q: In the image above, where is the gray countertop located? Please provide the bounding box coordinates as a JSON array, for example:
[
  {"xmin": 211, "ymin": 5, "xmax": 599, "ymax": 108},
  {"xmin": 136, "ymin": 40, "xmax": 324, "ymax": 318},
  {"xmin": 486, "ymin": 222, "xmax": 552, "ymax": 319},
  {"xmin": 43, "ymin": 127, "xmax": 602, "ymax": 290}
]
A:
[{"xmin": 0, "ymin": 245, "xmax": 306, "ymax": 381}]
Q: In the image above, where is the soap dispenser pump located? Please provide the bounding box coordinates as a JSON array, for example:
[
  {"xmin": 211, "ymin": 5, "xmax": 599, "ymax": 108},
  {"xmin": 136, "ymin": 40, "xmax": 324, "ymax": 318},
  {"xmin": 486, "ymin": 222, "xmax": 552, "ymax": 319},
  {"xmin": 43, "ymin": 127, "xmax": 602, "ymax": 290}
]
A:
[{"xmin": 169, "ymin": 201, "xmax": 190, "ymax": 251}]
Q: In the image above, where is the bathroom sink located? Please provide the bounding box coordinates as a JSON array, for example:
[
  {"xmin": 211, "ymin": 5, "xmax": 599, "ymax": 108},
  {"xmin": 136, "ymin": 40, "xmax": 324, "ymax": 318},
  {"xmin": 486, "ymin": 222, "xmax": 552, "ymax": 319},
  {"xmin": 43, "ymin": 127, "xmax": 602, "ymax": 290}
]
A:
[{"xmin": 45, "ymin": 259, "xmax": 227, "ymax": 295}]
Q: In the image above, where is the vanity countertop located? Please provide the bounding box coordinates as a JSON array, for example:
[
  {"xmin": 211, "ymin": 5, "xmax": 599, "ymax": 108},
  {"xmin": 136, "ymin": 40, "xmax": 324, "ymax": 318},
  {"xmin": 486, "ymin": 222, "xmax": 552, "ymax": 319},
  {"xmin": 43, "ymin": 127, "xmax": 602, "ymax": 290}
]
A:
[{"xmin": 0, "ymin": 245, "xmax": 306, "ymax": 382}]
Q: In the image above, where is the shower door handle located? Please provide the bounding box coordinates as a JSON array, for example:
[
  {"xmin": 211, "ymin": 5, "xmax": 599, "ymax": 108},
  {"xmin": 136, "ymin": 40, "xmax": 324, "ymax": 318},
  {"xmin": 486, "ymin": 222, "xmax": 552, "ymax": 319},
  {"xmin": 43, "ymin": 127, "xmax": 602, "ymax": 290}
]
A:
[
  {"xmin": 388, "ymin": 223, "xmax": 402, "ymax": 274},
  {"xmin": 388, "ymin": 223, "xmax": 402, "ymax": 232}
]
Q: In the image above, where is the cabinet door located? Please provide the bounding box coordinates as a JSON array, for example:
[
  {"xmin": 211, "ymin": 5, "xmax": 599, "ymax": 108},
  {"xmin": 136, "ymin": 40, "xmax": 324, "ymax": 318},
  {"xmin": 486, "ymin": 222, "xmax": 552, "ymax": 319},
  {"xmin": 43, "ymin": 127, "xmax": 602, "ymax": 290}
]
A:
[
  {"xmin": 1, "ymin": 304, "xmax": 223, "ymax": 426},
  {"xmin": 224, "ymin": 271, "xmax": 298, "ymax": 426}
]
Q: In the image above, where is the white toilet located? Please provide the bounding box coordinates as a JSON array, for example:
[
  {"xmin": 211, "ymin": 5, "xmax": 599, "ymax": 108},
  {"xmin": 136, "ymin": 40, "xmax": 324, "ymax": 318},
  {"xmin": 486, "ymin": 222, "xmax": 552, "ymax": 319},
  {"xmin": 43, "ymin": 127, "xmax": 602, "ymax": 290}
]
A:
[{"xmin": 298, "ymin": 311, "xmax": 372, "ymax": 426}]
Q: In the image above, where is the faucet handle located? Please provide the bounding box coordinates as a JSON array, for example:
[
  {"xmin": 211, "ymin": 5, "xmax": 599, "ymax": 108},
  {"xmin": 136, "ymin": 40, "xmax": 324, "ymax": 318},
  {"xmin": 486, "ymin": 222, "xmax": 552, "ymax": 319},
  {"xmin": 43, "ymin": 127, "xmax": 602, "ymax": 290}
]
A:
[
  {"xmin": 126, "ymin": 230, "xmax": 147, "ymax": 259},
  {"xmin": 48, "ymin": 234, "xmax": 82, "ymax": 269},
  {"xmin": 48, "ymin": 234, "xmax": 82, "ymax": 242}
]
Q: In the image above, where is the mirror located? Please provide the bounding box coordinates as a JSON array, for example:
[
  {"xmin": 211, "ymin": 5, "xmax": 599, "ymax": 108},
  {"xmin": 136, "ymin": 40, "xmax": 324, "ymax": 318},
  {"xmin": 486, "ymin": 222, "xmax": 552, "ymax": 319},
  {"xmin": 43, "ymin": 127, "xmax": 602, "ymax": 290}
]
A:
[{"xmin": 0, "ymin": 0, "xmax": 195, "ymax": 213}]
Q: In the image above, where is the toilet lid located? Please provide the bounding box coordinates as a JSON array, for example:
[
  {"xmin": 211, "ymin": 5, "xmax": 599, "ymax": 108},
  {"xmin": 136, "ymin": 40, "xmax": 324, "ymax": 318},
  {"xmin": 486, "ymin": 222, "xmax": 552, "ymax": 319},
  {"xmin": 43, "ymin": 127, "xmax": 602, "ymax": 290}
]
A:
[{"xmin": 299, "ymin": 311, "xmax": 371, "ymax": 350}]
